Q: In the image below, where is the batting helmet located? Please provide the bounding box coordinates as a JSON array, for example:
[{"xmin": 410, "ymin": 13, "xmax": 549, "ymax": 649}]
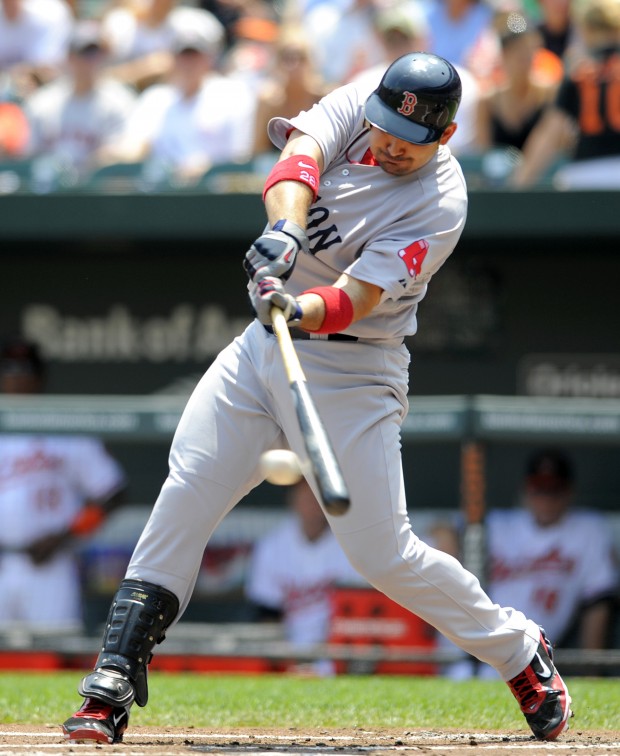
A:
[{"xmin": 365, "ymin": 53, "xmax": 462, "ymax": 145}]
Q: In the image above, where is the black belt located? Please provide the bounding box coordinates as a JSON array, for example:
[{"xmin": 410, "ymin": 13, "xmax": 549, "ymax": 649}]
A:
[{"xmin": 264, "ymin": 325, "xmax": 358, "ymax": 342}]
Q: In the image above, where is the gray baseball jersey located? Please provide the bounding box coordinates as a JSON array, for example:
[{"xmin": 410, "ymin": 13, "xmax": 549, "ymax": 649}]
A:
[{"xmin": 267, "ymin": 79, "xmax": 468, "ymax": 342}]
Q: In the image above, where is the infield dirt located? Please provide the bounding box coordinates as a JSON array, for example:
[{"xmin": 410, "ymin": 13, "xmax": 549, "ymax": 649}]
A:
[{"xmin": 1, "ymin": 725, "xmax": 619, "ymax": 755}]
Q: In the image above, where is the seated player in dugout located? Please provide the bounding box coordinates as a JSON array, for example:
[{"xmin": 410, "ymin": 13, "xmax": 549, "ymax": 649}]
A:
[
  {"xmin": 431, "ymin": 448, "xmax": 619, "ymax": 679},
  {"xmin": 62, "ymin": 53, "xmax": 572, "ymax": 744}
]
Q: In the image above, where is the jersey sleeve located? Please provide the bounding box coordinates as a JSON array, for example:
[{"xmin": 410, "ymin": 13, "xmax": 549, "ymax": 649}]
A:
[
  {"xmin": 67, "ymin": 438, "xmax": 126, "ymax": 502},
  {"xmin": 267, "ymin": 81, "xmax": 372, "ymax": 168},
  {"xmin": 348, "ymin": 219, "xmax": 465, "ymax": 302},
  {"xmin": 346, "ymin": 161, "xmax": 468, "ymax": 301}
]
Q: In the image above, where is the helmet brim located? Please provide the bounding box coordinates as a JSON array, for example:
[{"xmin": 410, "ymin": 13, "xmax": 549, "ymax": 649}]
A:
[{"xmin": 364, "ymin": 92, "xmax": 444, "ymax": 145}]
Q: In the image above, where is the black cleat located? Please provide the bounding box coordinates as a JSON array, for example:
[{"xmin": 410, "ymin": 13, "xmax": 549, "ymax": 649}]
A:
[
  {"xmin": 507, "ymin": 629, "xmax": 573, "ymax": 740},
  {"xmin": 62, "ymin": 697, "xmax": 130, "ymax": 744}
]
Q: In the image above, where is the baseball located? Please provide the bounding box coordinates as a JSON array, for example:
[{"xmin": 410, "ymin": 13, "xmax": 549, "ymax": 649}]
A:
[{"xmin": 260, "ymin": 449, "xmax": 303, "ymax": 486}]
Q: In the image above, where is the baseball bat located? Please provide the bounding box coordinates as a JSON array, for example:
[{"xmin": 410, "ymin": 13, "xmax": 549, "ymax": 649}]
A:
[{"xmin": 270, "ymin": 306, "xmax": 350, "ymax": 516}]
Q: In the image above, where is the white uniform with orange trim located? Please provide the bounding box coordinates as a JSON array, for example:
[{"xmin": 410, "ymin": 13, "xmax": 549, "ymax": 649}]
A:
[
  {"xmin": 126, "ymin": 78, "xmax": 542, "ymax": 681},
  {"xmin": 0, "ymin": 435, "xmax": 125, "ymax": 629}
]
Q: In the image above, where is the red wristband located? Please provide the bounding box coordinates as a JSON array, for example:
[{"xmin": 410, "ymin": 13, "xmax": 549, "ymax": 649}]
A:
[
  {"xmin": 263, "ymin": 154, "xmax": 319, "ymax": 202},
  {"xmin": 303, "ymin": 286, "xmax": 354, "ymax": 334}
]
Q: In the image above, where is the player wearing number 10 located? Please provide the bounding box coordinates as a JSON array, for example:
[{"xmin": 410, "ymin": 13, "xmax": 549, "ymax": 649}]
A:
[
  {"xmin": 62, "ymin": 52, "xmax": 572, "ymax": 744},
  {"xmin": 511, "ymin": 0, "xmax": 620, "ymax": 187}
]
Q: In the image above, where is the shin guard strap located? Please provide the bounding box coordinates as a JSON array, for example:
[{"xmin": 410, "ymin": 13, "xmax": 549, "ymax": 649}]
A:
[{"xmin": 78, "ymin": 668, "xmax": 135, "ymax": 707}]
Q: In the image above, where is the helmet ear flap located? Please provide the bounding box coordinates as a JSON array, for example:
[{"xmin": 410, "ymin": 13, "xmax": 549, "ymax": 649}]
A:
[{"xmin": 364, "ymin": 53, "xmax": 462, "ymax": 145}]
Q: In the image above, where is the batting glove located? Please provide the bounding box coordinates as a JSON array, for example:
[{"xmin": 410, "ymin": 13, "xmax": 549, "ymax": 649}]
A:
[
  {"xmin": 250, "ymin": 276, "xmax": 302, "ymax": 325},
  {"xmin": 243, "ymin": 219, "xmax": 309, "ymax": 282}
]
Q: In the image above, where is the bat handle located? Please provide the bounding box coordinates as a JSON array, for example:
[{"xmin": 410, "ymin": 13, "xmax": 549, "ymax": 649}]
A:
[{"xmin": 270, "ymin": 306, "xmax": 306, "ymax": 383}]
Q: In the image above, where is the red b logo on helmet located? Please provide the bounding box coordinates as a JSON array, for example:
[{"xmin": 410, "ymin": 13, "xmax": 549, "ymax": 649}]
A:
[{"xmin": 397, "ymin": 91, "xmax": 417, "ymax": 116}]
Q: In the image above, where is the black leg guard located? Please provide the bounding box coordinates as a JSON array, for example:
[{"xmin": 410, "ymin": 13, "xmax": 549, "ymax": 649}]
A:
[{"xmin": 79, "ymin": 579, "xmax": 179, "ymax": 707}]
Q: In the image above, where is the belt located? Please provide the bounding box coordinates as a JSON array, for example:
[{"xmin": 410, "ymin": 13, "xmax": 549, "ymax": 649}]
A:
[{"xmin": 264, "ymin": 325, "xmax": 358, "ymax": 342}]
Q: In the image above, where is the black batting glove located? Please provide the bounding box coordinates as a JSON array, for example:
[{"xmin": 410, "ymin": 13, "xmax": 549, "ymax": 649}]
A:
[
  {"xmin": 250, "ymin": 276, "xmax": 302, "ymax": 325},
  {"xmin": 243, "ymin": 219, "xmax": 309, "ymax": 282}
]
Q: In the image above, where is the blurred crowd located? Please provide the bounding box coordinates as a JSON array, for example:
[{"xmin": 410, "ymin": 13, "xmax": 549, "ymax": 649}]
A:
[{"xmin": 0, "ymin": 0, "xmax": 619, "ymax": 191}]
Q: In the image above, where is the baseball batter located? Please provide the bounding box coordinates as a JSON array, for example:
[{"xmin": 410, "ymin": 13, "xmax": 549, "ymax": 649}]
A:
[{"xmin": 62, "ymin": 53, "xmax": 572, "ymax": 745}]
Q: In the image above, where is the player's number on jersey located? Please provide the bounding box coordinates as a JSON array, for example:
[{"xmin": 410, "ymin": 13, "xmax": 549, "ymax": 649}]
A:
[
  {"xmin": 577, "ymin": 61, "xmax": 620, "ymax": 134},
  {"xmin": 35, "ymin": 486, "xmax": 61, "ymax": 511},
  {"xmin": 533, "ymin": 587, "xmax": 559, "ymax": 613}
]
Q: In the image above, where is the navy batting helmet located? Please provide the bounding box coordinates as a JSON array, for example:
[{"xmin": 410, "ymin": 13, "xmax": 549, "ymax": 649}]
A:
[{"xmin": 365, "ymin": 53, "xmax": 462, "ymax": 145}]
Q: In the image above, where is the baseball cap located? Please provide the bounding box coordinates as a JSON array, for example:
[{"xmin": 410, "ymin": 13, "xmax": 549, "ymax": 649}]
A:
[
  {"xmin": 0, "ymin": 337, "xmax": 45, "ymax": 377},
  {"xmin": 171, "ymin": 10, "xmax": 225, "ymax": 56},
  {"xmin": 525, "ymin": 449, "xmax": 573, "ymax": 493},
  {"xmin": 69, "ymin": 21, "xmax": 106, "ymax": 55},
  {"xmin": 375, "ymin": 3, "xmax": 429, "ymax": 40}
]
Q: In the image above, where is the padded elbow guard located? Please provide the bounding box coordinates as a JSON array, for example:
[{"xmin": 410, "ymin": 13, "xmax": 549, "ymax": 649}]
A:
[{"xmin": 80, "ymin": 578, "xmax": 179, "ymax": 707}]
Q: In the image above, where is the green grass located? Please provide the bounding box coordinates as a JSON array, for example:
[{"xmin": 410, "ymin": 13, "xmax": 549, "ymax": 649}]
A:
[{"xmin": 1, "ymin": 672, "xmax": 618, "ymax": 732}]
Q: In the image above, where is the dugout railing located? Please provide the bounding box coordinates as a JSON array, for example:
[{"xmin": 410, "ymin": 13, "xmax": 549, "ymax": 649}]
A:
[
  {"xmin": 2, "ymin": 393, "xmax": 619, "ymax": 443},
  {"xmin": 0, "ymin": 393, "xmax": 619, "ymax": 674}
]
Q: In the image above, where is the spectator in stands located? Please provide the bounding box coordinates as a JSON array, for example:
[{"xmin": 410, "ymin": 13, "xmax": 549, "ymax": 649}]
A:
[
  {"xmin": 475, "ymin": 12, "xmax": 558, "ymax": 153},
  {"xmin": 22, "ymin": 21, "xmax": 137, "ymax": 188},
  {"xmin": 0, "ymin": 336, "xmax": 127, "ymax": 632},
  {"xmin": 245, "ymin": 478, "xmax": 363, "ymax": 674},
  {"xmin": 351, "ymin": 1, "xmax": 430, "ymax": 86},
  {"xmin": 198, "ymin": 0, "xmax": 246, "ymax": 48},
  {"xmin": 436, "ymin": 448, "xmax": 618, "ymax": 678},
  {"xmin": 250, "ymin": 23, "xmax": 331, "ymax": 157},
  {"xmin": 221, "ymin": 12, "xmax": 281, "ymax": 91},
  {"xmin": 352, "ymin": 2, "xmax": 481, "ymax": 157},
  {"xmin": 107, "ymin": 20, "xmax": 255, "ymax": 186},
  {"xmin": 101, "ymin": 0, "xmax": 226, "ymax": 92},
  {"xmin": 537, "ymin": 0, "xmax": 577, "ymax": 63},
  {"xmin": 0, "ymin": 0, "xmax": 74, "ymax": 101},
  {"xmin": 511, "ymin": 0, "xmax": 620, "ymax": 188},
  {"xmin": 311, "ymin": 0, "xmax": 386, "ymax": 85},
  {"xmin": 424, "ymin": 0, "xmax": 498, "ymax": 87}
]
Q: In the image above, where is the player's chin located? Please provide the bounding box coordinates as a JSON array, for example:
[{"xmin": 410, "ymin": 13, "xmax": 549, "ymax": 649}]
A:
[{"xmin": 377, "ymin": 158, "xmax": 415, "ymax": 176}]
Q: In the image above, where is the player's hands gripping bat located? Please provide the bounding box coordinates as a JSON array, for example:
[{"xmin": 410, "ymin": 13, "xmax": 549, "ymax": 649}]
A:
[
  {"xmin": 243, "ymin": 219, "xmax": 309, "ymax": 282},
  {"xmin": 270, "ymin": 305, "xmax": 350, "ymax": 517},
  {"xmin": 250, "ymin": 276, "xmax": 301, "ymax": 325}
]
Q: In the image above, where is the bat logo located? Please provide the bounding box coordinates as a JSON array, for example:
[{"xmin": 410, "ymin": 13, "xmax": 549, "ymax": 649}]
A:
[
  {"xmin": 397, "ymin": 91, "xmax": 418, "ymax": 116},
  {"xmin": 398, "ymin": 239, "xmax": 429, "ymax": 278}
]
